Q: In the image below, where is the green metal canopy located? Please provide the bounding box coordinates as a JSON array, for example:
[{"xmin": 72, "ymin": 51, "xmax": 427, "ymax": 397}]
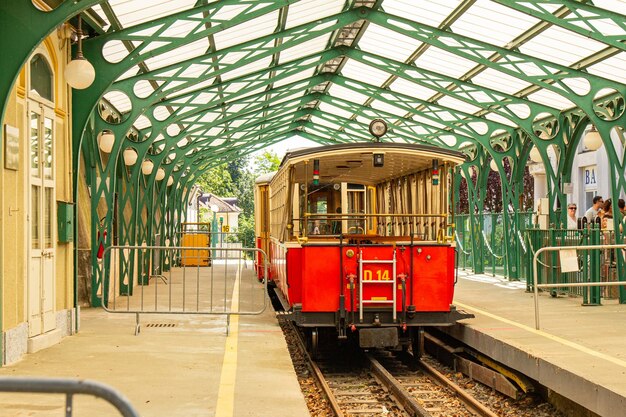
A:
[{"xmin": 1, "ymin": 0, "xmax": 625, "ymax": 304}]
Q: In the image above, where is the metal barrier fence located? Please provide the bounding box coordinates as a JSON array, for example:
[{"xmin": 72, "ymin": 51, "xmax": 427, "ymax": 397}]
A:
[
  {"xmin": 454, "ymin": 212, "xmax": 534, "ymax": 276},
  {"xmin": 0, "ymin": 377, "xmax": 140, "ymax": 416},
  {"xmin": 522, "ymin": 226, "xmax": 625, "ymax": 303},
  {"xmin": 533, "ymin": 243, "xmax": 626, "ymax": 330},
  {"xmin": 99, "ymin": 246, "xmax": 268, "ymax": 334}
]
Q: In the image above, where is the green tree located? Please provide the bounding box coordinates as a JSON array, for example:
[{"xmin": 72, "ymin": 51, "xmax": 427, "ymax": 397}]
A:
[
  {"xmin": 194, "ymin": 150, "xmax": 284, "ymax": 248},
  {"xmin": 195, "ymin": 164, "xmax": 235, "ymax": 197},
  {"xmin": 253, "ymin": 151, "xmax": 281, "ymax": 174}
]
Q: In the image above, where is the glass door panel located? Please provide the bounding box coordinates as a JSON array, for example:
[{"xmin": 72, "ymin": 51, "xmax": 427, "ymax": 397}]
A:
[
  {"xmin": 31, "ymin": 185, "xmax": 40, "ymax": 249},
  {"xmin": 43, "ymin": 117, "xmax": 53, "ymax": 180}
]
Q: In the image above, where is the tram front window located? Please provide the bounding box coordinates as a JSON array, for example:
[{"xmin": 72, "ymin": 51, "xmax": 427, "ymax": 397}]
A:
[
  {"xmin": 347, "ymin": 184, "xmax": 366, "ymax": 234},
  {"xmin": 308, "ymin": 190, "xmax": 328, "ymax": 235}
]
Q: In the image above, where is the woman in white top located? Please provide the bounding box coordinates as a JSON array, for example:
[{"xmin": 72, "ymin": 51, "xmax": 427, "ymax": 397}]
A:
[{"xmin": 567, "ymin": 204, "xmax": 578, "ymax": 229}]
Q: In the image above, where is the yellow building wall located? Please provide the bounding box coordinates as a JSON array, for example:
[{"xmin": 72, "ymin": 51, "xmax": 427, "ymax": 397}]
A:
[{"xmin": 1, "ymin": 28, "xmax": 74, "ymax": 331}]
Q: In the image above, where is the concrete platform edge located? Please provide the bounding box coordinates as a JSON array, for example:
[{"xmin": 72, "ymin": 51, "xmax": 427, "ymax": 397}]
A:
[{"xmin": 442, "ymin": 324, "xmax": 626, "ymax": 417}]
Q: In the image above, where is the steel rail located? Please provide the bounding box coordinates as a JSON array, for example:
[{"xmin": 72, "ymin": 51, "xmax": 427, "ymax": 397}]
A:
[
  {"xmin": 365, "ymin": 353, "xmax": 432, "ymax": 417},
  {"xmin": 417, "ymin": 360, "xmax": 500, "ymax": 417},
  {"xmin": 290, "ymin": 323, "xmax": 345, "ymax": 417}
]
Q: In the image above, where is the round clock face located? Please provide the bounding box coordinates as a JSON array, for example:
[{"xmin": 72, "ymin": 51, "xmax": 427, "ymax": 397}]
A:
[
  {"xmin": 369, "ymin": 119, "xmax": 387, "ymax": 137},
  {"xmin": 333, "ymin": 183, "xmax": 341, "ymax": 190}
]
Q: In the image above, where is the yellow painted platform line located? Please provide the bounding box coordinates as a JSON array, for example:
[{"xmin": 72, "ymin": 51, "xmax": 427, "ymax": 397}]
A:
[
  {"xmin": 215, "ymin": 264, "xmax": 241, "ymax": 417},
  {"xmin": 455, "ymin": 301, "xmax": 626, "ymax": 369}
]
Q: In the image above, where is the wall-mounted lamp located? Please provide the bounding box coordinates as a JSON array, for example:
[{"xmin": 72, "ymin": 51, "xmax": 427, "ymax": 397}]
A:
[
  {"xmin": 141, "ymin": 159, "xmax": 154, "ymax": 175},
  {"xmin": 97, "ymin": 130, "xmax": 115, "ymax": 153},
  {"xmin": 123, "ymin": 148, "xmax": 138, "ymax": 166},
  {"xmin": 65, "ymin": 15, "xmax": 95, "ymax": 89},
  {"xmin": 583, "ymin": 125, "xmax": 603, "ymax": 151},
  {"xmin": 167, "ymin": 176, "xmax": 174, "ymax": 186},
  {"xmin": 529, "ymin": 146, "xmax": 542, "ymax": 163},
  {"xmin": 155, "ymin": 167, "xmax": 166, "ymax": 181}
]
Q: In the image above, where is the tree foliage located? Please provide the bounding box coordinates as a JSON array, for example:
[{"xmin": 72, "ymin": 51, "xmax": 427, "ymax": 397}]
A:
[
  {"xmin": 195, "ymin": 150, "xmax": 281, "ymax": 247},
  {"xmin": 457, "ymin": 162, "xmax": 534, "ymax": 214}
]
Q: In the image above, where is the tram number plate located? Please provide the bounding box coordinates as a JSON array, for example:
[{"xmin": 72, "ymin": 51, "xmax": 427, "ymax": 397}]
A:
[{"xmin": 363, "ymin": 266, "xmax": 391, "ymax": 281}]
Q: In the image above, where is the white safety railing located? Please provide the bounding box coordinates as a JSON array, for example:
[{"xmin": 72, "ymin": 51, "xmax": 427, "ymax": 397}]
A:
[
  {"xmin": 0, "ymin": 377, "xmax": 139, "ymax": 416},
  {"xmin": 533, "ymin": 243, "xmax": 626, "ymax": 330},
  {"xmin": 99, "ymin": 246, "xmax": 268, "ymax": 335}
]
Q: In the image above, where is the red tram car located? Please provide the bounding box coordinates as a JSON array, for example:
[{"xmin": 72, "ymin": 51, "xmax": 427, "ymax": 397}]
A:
[{"xmin": 254, "ymin": 142, "xmax": 472, "ymax": 351}]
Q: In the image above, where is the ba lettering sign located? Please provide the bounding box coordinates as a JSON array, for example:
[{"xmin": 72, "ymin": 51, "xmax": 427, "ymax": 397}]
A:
[{"xmin": 584, "ymin": 166, "xmax": 597, "ymax": 190}]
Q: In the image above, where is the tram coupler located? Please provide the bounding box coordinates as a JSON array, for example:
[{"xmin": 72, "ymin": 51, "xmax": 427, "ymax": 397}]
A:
[
  {"xmin": 398, "ymin": 273, "xmax": 407, "ymax": 326},
  {"xmin": 373, "ymin": 314, "xmax": 381, "ymax": 326},
  {"xmin": 339, "ymin": 295, "xmax": 346, "ymax": 319},
  {"xmin": 407, "ymin": 305, "xmax": 416, "ymax": 319}
]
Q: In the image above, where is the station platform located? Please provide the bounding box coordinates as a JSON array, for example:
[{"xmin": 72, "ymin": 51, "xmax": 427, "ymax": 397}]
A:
[
  {"xmin": 0, "ymin": 260, "xmax": 309, "ymax": 417},
  {"xmin": 448, "ymin": 270, "xmax": 626, "ymax": 417}
]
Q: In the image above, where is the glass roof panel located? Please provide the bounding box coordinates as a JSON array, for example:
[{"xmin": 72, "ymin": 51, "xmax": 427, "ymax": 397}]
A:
[
  {"xmin": 450, "ymin": 0, "xmax": 538, "ymax": 46},
  {"xmin": 142, "ymin": 39, "xmax": 209, "ymax": 72},
  {"xmin": 220, "ymin": 56, "xmax": 273, "ymax": 81},
  {"xmin": 483, "ymin": 112, "xmax": 518, "ymax": 128},
  {"xmin": 278, "ymin": 35, "xmax": 332, "ymax": 63},
  {"xmin": 340, "ymin": 60, "xmax": 393, "ymax": 87},
  {"xmin": 212, "ymin": 10, "xmax": 279, "ymax": 50},
  {"xmin": 470, "ymin": 68, "xmax": 532, "ymax": 96},
  {"xmin": 286, "ymin": 0, "xmax": 345, "ymax": 29},
  {"xmin": 519, "ymin": 26, "xmax": 607, "ymax": 67},
  {"xmin": 593, "ymin": 0, "xmax": 626, "ymax": 15},
  {"xmin": 526, "ymin": 89, "xmax": 576, "ymax": 110},
  {"xmin": 357, "ymin": 23, "xmax": 421, "ymax": 63},
  {"xmin": 383, "ymin": 0, "xmax": 463, "ymax": 27},
  {"xmin": 370, "ymin": 99, "xmax": 410, "ymax": 117},
  {"xmin": 327, "ymin": 83, "xmax": 370, "ymax": 104},
  {"xmin": 273, "ymin": 68, "xmax": 317, "ymax": 88},
  {"xmin": 586, "ymin": 52, "xmax": 626, "ymax": 85},
  {"xmin": 436, "ymin": 96, "xmax": 483, "ymax": 116},
  {"xmin": 388, "ymin": 78, "xmax": 437, "ymax": 102},
  {"xmin": 412, "ymin": 47, "xmax": 480, "ymax": 79},
  {"xmin": 319, "ymin": 103, "xmax": 353, "ymax": 119},
  {"xmin": 108, "ymin": 0, "xmax": 198, "ymax": 28}
]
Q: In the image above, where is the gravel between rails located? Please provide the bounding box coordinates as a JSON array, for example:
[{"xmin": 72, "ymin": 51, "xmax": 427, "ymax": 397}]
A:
[{"xmin": 279, "ymin": 318, "xmax": 565, "ymax": 417}]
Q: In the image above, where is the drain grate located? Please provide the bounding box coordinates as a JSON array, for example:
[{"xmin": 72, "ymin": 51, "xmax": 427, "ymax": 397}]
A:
[{"xmin": 145, "ymin": 323, "xmax": 177, "ymax": 328}]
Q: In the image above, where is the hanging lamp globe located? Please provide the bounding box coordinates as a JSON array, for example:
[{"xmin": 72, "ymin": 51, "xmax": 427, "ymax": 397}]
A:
[
  {"xmin": 583, "ymin": 125, "xmax": 603, "ymax": 151},
  {"xmin": 489, "ymin": 159, "xmax": 498, "ymax": 172},
  {"xmin": 66, "ymin": 57, "xmax": 95, "ymax": 89},
  {"xmin": 141, "ymin": 159, "xmax": 154, "ymax": 175},
  {"xmin": 65, "ymin": 15, "xmax": 95, "ymax": 89},
  {"xmin": 97, "ymin": 130, "xmax": 115, "ymax": 153},
  {"xmin": 123, "ymin": 148, "xmax": 138, "ymax": 166},
  {"xmin": 155, "ymin": 168, "xmax": 166, "ymax": 181},
  {"xmin": 529, "ymin": 146, "xmax": 542, "ymax": 163},
  {"xmin": 167, "ymin": 176, "xmax": 174, "ymax": 186}
]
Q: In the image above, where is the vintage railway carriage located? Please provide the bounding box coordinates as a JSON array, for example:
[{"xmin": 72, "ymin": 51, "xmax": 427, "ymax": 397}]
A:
[{"xmin": 255, "ymin": 143, "xmax": 471, "ymax": 349}]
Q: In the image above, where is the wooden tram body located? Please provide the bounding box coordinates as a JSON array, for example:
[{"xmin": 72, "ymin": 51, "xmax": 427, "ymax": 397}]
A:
[{"xmin": 255, "ymin": 143, "xmax": 471, "ymax": 348}]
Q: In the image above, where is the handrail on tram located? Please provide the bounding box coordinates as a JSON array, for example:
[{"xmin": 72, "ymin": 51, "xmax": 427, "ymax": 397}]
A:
[{"xmin": 532, "ymin": 243, "xmax": 626, "ymax": 330}]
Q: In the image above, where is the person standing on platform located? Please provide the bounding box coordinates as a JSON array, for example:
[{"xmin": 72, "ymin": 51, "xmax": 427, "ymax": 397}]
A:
[
  {"xmin": 584, "ymin": 195, "xmax": 603, "ymax": 223},
  {"xmin": 567, "ymin": 204, "xmax": 578, "ymax": 229},
  {"xmin": 600, "ymin": 199, "xmax": 613, "ymax": 230}
]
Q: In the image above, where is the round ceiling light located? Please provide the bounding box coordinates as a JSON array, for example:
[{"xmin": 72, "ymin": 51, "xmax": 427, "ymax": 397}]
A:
[{"xmin": 369, "ymin": 119, "xmax": 387, "ymax": 138}]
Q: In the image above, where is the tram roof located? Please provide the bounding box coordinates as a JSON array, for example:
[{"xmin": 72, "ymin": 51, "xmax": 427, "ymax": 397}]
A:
[{"xmin": 67, "ymin": 0, "xmax": 626, "ymax": 186}]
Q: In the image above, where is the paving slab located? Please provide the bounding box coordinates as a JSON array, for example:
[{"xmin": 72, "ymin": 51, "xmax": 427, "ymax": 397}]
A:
[{"xmin": 0, "ymin": 262, "xmax": 308, "ymax": 417}]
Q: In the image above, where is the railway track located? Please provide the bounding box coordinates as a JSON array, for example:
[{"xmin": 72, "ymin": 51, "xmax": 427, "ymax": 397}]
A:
[{"xmin": 288, "ymin": 322, "xmax": 499, "ymax": 417}]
